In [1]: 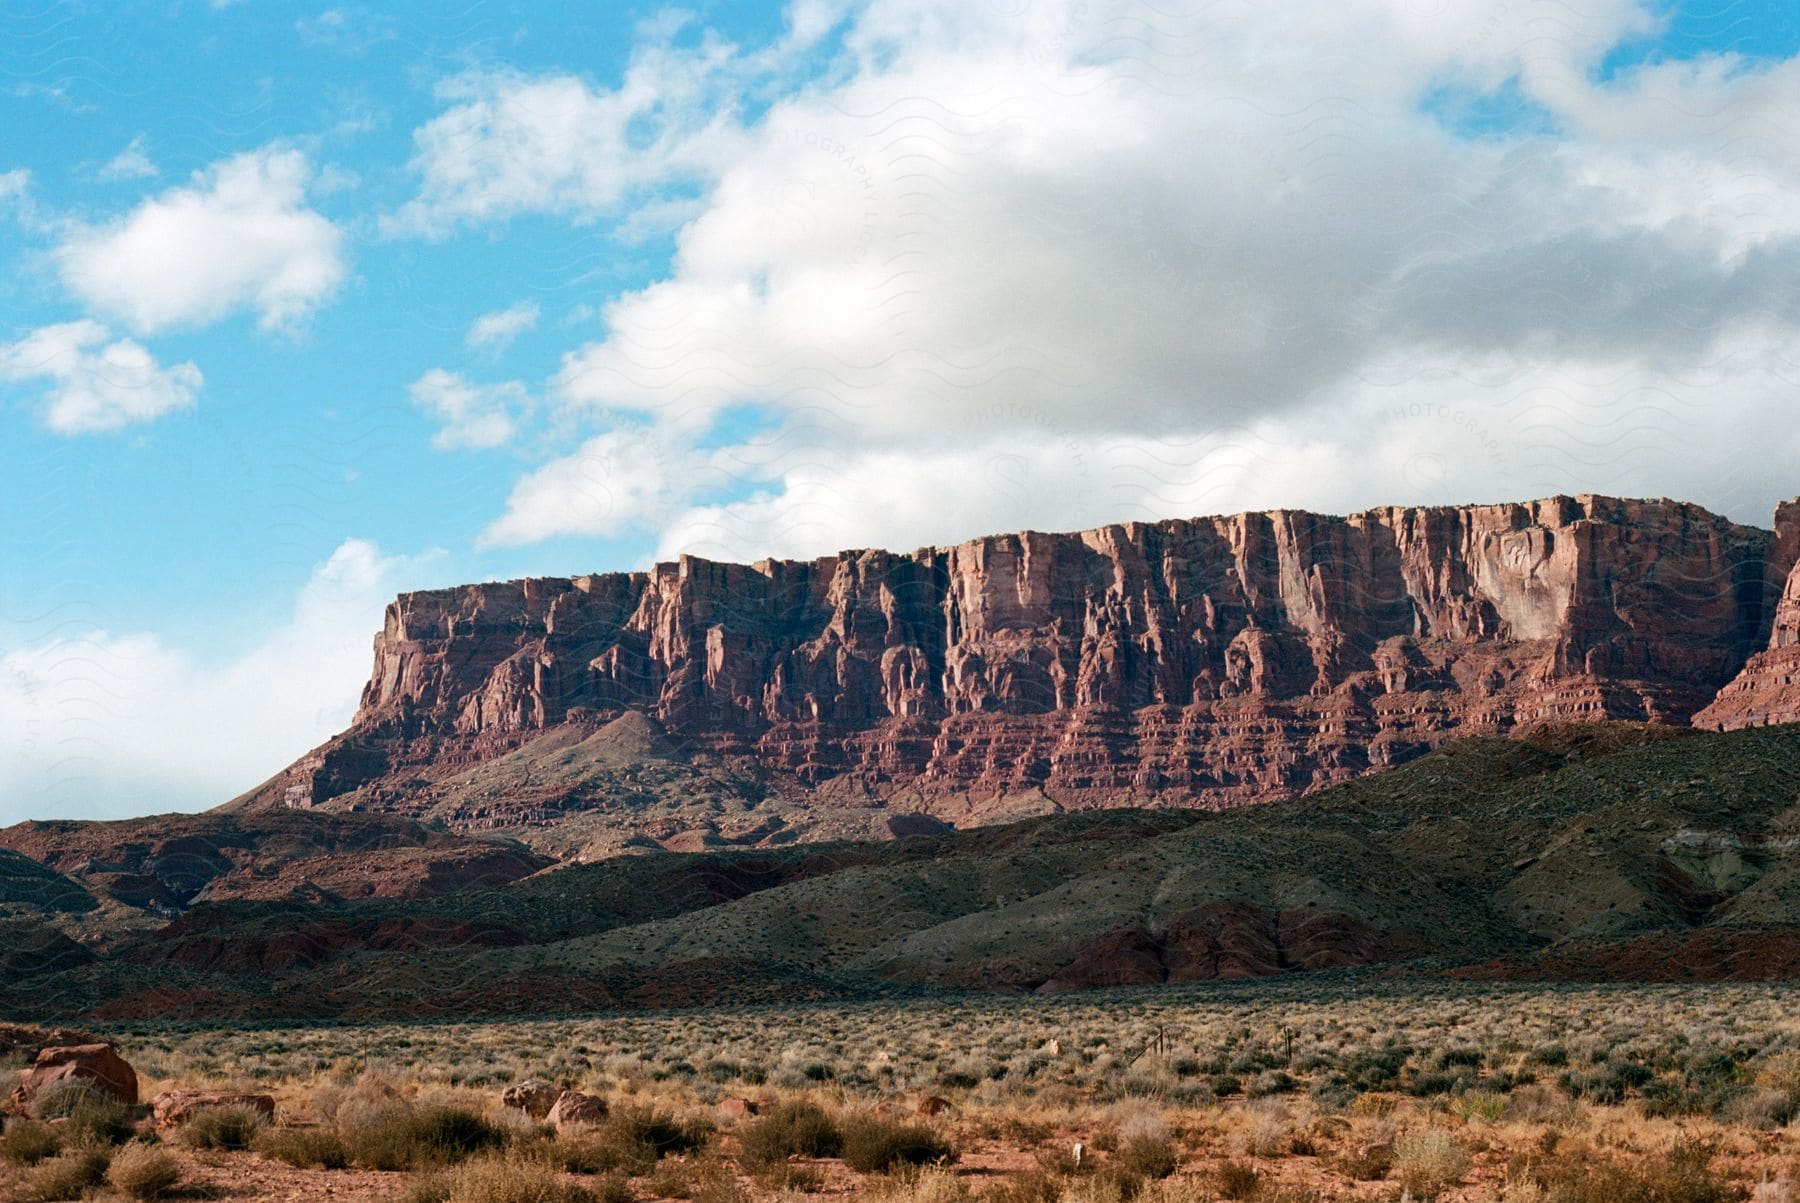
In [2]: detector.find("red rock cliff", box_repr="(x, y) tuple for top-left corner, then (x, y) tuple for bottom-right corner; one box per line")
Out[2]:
(1697, 500), (1800, 730)
(266, 495), (1788, 814)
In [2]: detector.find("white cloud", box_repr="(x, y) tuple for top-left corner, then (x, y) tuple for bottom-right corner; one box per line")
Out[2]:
(0, 168), (29, 200)
(98, 135), (157, 181)
(466, 301), (540, 352)
(386, 34), (750, 238)
(407, 368), (528, 450)
(479, 428), (691, 547)
(55, 145), (346, 334)
(451, 0), (1800, 553)
(296, 7), (397, 55)
(0, 320), (201, 434)
(0, 539), (442, 823)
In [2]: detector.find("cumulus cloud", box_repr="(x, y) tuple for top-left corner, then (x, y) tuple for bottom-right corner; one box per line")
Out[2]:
(479, 428), (693, 547)
(466, 301), (540, 352)
(385, 28), (751, 238)
(55, 145), (345, 334)
(408, 368), (528, 450)
(0, 319), (202, 434)
(98, 135), (157, 181)
(440, 0), (1800, 555)
(0, 539), (440, 822)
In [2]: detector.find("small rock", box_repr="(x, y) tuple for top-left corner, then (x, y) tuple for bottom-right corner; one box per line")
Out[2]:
(152, 1090), (276, 1129)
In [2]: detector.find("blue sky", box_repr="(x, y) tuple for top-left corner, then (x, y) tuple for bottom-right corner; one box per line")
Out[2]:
(4, 0), (1799, 821)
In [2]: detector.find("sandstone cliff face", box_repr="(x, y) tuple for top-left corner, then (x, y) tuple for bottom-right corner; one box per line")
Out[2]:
(254, 495), (1790, 824)
(1697, 501), (1800, 730)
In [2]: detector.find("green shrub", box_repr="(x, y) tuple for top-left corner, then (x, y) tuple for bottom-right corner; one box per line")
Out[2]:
(107, 1143), (182, 1199)
(1246, 1071), (1297, 1099)
(1449, 1091), (1508, 1123)
(738, 1100), (841, 1167)
(256, 1124), (349, 1169)
(1, 1118), (62, 1166)
(24, 1148), (111, 1201)
(1408, 1071), (1468, 1098)
(839, 1114), (954, 1173)
(604, 1106), (709, 1158)
(176, 1103), (268, 1150)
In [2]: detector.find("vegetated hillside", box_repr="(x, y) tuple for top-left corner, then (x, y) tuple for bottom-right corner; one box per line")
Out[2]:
(0, 848), (97, 915)
(0, 810), (552, 912)
(5, 721), (1800, 1022)
(231, 495), (1800, 857)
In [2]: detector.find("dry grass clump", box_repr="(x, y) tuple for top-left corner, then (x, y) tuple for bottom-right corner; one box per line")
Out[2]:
(650, 1155), (750, 1203)
(339, 1098), (509, 1171)
(1505, 1083), (1579, 1124)
(25, 1078), (134, 1146)
(107, 1143), (183, 1199)
(402, 1155), (599, 1203)
(839, 1112), (955, 1174)
(860, 1165), (971, 1201)
(738, 1099), (842, 1166)
(1392, 1127), (1470, 1197)
(175, 1102), (268, 1150)
(982, 1169), (1062, 1203)
(521, 1105), (710, 1176)
(1331, 1138), (1394, 1181)
(0, 1117), (62, 1166)
(1213, 1160), (1260, 1200)
(1235, 1104), (1293, 1158)
(23, 1147), (111, 1201)
(1116, 1134), (1178, 1179)
(1506, 1134), (1739, 1203)
(255, 1123), (350, 1169)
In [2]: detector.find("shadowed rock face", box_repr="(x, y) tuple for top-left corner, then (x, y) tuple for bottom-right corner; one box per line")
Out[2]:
(1699, 501), (1800, 731)
(250, 494), (1792, 825)
(1033, 903), (1432, 993)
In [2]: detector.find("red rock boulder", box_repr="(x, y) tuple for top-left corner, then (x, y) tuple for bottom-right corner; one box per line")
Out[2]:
(715, 1097), (761, 1120)
(152, 1089), (275, 1129)
(547, 1090), (608, 1130)
(7, 1043), (138, 1112)
(917, 1095), (955, 1117)
(501, 1079), (562, 1119)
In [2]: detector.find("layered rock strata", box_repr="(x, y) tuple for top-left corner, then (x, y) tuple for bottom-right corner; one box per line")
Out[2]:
(248, 495), (1792, 824)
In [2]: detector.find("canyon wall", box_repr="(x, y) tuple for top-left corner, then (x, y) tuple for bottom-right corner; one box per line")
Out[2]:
(248, 495), (1792, 819)
(1698, 500), (1800, 730)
